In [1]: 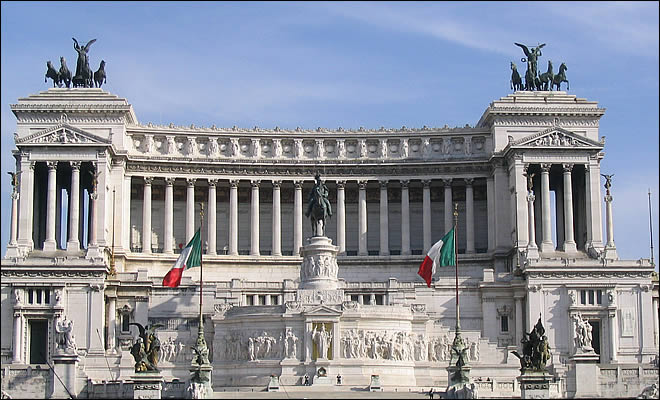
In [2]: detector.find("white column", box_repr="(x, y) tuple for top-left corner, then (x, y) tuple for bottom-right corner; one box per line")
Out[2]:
(562, 164), (577, 252)
(107, 296), (116, 352)
(527, 190), (539, 259)
(443, 178), (453, 233)
(465, 178), (475, 254)
(515, 295), (524, 350)
(609, 309), (618, 362)
(272, 180), (282, 256)
(229, 179), (239, 256)
(540, 164), (554, 252)
(379, 180), (389, 256)
(336, 181), (346, 255)
(9, 191), (19, 245)
(358, 180), (368, 256)
(164, 178), (174, 254)
(603, 188), (618, 259)
(585, 160), (604, 251)
(17, 156), (35, 250)
(67, 161), (81, 251)
(422, 180), (432, 253)
(208, 179), (217, 255)
(43, 161), (58, 251)
(487, 176), (495, 252)
(293, 180), (303, 256)
(142, 177), (152, 253)
(652, 297), (659, 348)
(250, 180), (260, 256)
(12, 311), (22, 362)
(186, 178), (196, 242)
(89, 191), (98, 246)
(401, 180), (410, 255)
(123, 175), (131, 251)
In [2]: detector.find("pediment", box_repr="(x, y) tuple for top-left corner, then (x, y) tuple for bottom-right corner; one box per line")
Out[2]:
(16, 123), (111, 145)
(508, 127), (603, 150)
(303, 304), (343, 317)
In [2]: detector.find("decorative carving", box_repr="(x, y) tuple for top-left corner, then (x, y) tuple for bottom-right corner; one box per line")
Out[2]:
(411, 303), (426, 313)
(400, 139), (409, 158)
(55, 315), (77, 353)
(572, 313), (594, 353)
(312, 323), (333, 360)
(213, 303), (232, 315)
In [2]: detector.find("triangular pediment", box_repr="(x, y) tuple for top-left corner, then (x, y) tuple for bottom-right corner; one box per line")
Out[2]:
(303, 304), (343, 317)
(508, 127), (603, 149)
(16, 123), (111, 145)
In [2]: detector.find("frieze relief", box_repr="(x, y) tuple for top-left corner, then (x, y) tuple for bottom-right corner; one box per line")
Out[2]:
(297, 289), (344, 305)
(301, 254), (338, 280)
(214, 329), (299, 362)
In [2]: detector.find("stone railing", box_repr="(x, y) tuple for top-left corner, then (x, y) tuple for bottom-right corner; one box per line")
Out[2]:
(598, 364), (659, 398)
(125, 127), (489, 162)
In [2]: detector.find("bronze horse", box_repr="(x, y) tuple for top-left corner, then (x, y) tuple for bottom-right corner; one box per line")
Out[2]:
(510, 62), (523, 91)
(59, 57), (72, 88)
(539, 60), (554, 91)
(552, 63), (569, 91)
(94, 60), (106, 88)
(45, 61), (60, 87)
(307, 189), (329, 236)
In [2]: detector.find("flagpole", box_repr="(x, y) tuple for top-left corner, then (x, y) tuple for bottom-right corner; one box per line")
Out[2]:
(649, 189), (655, 268)
(454, 202), (459, 331)
(199, 202), (204, 332)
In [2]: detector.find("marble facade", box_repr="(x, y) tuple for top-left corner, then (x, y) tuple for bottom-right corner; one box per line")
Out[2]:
(1, 88), (658, 398)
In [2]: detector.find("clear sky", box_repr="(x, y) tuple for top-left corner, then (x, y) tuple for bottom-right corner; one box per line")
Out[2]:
(1, 1), (658, 267)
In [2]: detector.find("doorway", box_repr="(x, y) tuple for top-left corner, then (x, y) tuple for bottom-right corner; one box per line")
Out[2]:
(589, 319), (601, 362)
(29, 319), (48, 364)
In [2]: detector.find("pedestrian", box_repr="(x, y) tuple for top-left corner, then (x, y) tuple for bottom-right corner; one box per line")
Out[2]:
(337, 374), (342, 385)
(303, 374), (309, 386)
(428, 387), (434, 400)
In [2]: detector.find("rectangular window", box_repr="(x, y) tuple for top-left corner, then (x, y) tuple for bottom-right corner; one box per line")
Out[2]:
(28, 289), (34, 304)
(588, 290), (595, 305)
(580, 290), (586, 305)
(29, 319), (48, 364)
(270, 295), (279, 305)
(350, 295), (359, 302)
(44, 290), (50, 305)
(596, 290), (602, 305)
(364, 296), (372, 305)
(375, 294), (384, 305)
(246, 296), (254, 306)
(501, 315), (509, 332)
(36, 290), (42, 304)
(122, 314), (130, 332)
(258, 295), (266, 305)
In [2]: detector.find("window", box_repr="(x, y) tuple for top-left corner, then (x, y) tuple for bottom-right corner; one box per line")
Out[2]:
(580, 290), (603, 305)
(122, 314), (130, 332)
(29, 319), (48, 364)
(246, 296), (254, 306)
(270, 295), (279, 305)
(375, 294), (384, 305)
(27, 288), (51, 305)
(501, 315), (509, 332)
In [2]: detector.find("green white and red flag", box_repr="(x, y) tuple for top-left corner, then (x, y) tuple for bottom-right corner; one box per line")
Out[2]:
(417, 227), (456, 287)
(163, 229), (201, 288)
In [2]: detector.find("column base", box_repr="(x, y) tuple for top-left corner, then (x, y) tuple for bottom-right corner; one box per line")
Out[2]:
(131, 372), (164, 400)
(86, 245), (104, 260)
(43, 240), (57, 252)
(562, 241), (577, 253)
(4, 244), (23, 259)
(526, 246), (540, 260)
(66, 240), (80, 252)
(517, 371), (553, 399)
(602, 246), (618, 260)
(540, 241), (554, 253)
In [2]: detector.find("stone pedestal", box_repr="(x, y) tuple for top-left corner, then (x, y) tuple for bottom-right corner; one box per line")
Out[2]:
(570, 351), (600, 398)
(267, 375), (280, 392)
(188, 364), (213, 399)
(131, 372), (163, 400)
(517, 371), (553, 399)
(52, 352), (80, 399)
(299, 236), (339, 290)
(369, 374), (381, 392)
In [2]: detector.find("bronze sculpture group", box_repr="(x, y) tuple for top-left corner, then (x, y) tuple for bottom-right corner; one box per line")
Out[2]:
(305, 173), (333, 237)
(129, 322), (164, 372)
(511, 43), (569, 92)
(511, 317), (551, 373)
(45, 38), (106, 88)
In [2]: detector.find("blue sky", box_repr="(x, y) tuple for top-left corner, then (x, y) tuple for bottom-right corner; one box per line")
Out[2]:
(1, 1), (658, 267)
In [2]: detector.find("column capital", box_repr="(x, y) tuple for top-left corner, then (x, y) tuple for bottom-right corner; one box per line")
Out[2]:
(229, 179), (239, 188)
(443, 178), (453, 186)
(358, 180), (368, 189)
(47, 161), (58, 170)
(251, 180), (261, 188)
(527, 193), (536, 203)
(379, 180), (388, 189)
(336, 180), (346, 189)
(208, 178), (218, 187)
(562, 163), (574, 173)
(186, 177), (196, 187)
(293, 180), (303, 189)
(164, 177), (175, 186)
(143, 176), (153, 185)
(464, 178), (474, 186)
(70, 161), (82, 170)
(400, 179), (410, 188)
(540, 163), (551, 173)
(272, 180), (282, 188)
(422, 179), (432, 188)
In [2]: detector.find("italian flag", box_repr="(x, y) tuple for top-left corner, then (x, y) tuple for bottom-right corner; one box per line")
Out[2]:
(417, 227), (456, 287)
(163, 229), (202, 288)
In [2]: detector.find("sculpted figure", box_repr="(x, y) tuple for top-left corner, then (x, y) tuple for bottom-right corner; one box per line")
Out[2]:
(55, 316), (76, 352)
(305, 173), (332, 236)
(400, 140), (409, 158)
(128, 322), (164, 372)
(72, 38), (96, 87)
(313, 324), (332, 359)
(514, 42), (545, 91)
(59, 57), (72, 88)
(601, 174), (614, 195)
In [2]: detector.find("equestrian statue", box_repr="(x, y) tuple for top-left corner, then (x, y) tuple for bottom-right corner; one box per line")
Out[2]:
(305, 173), (332, 237)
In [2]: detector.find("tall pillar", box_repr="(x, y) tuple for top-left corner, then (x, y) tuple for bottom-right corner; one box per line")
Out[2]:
(142, 177), (153, 254)
(487, 176), (495, 252)
(603, 185), (618, 260)
(401, 180), (410, 255)
(358, 180), (368, 256)
(540, 164), (554, 252)
(12, 311), (22, 362)
(527, 189), (539, 259)
(89, 191), (98, 246)
(422, 180), (432, 253)
(336, 181), (346, 255)
(17, 155), (35, 251)
(229, 179), (239, 256)
(67, 161), (81, 251)
(43, 161), (58, 251)
(585, 159), (604, 252)
(443, 178), (453, 233)
(250, 180), (260, 256)
(609, 309), (618, 362)
(515, 295), (524, 350)
(208, 179), (218, 255)
(562, 164), (577, 252)
(8, 189), (19, 250)
(465, 178), (475, 254)
(186, 178), (196, 242)
(272, 180), (281, 256)
(293, 181), (303, 256)
(123, 176), (132, 251)
(652, 297), (659, 348)
(164, 178), (174, 254)
(379, 180), (389, 256)
(107, 296), (116, 352)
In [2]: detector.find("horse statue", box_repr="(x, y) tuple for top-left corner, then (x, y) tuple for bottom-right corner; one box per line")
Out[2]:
(510, 62), (523, 91)
(305, 174), (332, 237)
(94, 60), (107, 88)
(524, 66), (539, 91)
(552, 63), (569, 91)
(45, 61), (60, 87)
(59, 57), (72, 88)
(539, 60), (554, 91)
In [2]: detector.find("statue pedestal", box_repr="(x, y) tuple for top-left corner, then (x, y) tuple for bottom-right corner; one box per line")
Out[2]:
(267, 375), (280, 392)
(570, 351), (600, 398)
(131, 372), (163, 400)
(52, 352), (80, 399)
(517, 371), (553, 399)
(299, 236), (339, 290)
(445, 365), (476, 399)
(369, 375), (381, 392)
(188, 364), (213, 399)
